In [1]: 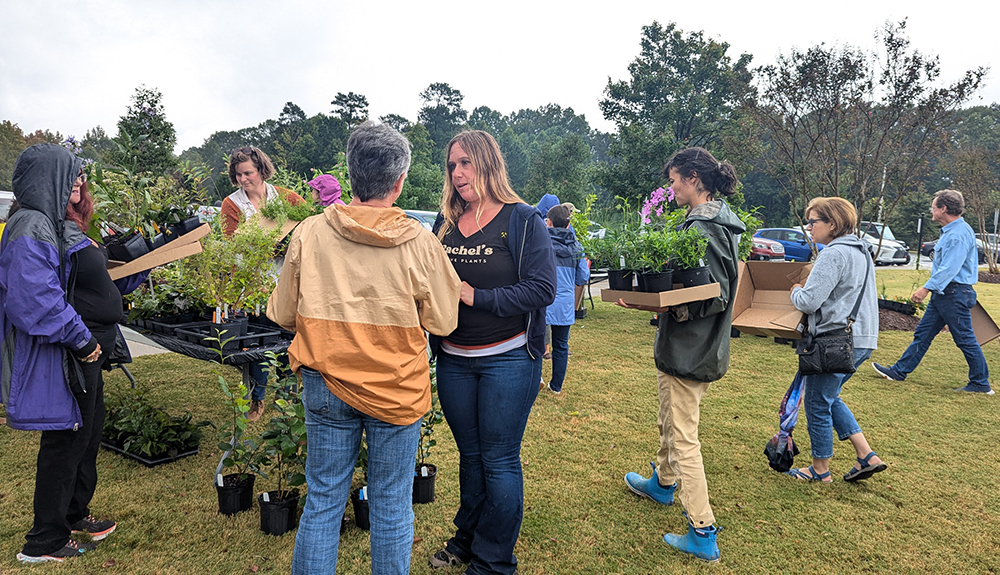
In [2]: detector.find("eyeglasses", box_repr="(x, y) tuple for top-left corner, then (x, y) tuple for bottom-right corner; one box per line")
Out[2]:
(77, 171), (87, 183)
(806, 218), (826, 226)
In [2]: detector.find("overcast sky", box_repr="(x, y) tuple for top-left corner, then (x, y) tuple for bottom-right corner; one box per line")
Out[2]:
(1, 0), (996, 154)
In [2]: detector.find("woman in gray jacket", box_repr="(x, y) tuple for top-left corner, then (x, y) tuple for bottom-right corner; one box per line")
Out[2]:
(787, 197), (887, 483)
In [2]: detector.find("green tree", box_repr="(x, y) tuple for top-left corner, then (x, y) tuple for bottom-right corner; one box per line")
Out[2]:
(522, 132), (592, 206)
(331, 92), (369, 126)
(418, 82), (468, 159)
(597, 21), (752, 204)
(399, 123), (443, 209)
(747, 20), (986, 235)
(111, 86), (177, 175)
(379, 114), (411, 132)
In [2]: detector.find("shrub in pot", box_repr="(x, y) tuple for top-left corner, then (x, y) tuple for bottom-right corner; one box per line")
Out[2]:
(176, 217), (282, 337)
(636, 230), (674, 293)
(215, 367), (266, 516)
(414, 362), (442, 504)
(257, 381), (307, 536)
(669, 228), (711, 287)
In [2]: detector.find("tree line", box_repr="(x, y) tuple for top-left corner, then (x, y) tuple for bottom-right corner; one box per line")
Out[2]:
(2, 19), (997, 248)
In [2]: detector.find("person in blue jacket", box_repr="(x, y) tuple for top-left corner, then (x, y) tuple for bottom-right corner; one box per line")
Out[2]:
(1, 144), (146, 564)
(543, 203), (589, 394)
(429, 130), (556, 575)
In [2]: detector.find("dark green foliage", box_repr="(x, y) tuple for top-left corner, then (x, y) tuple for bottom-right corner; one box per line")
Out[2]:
(597, 21), (752, 204)
(110, 86), (177, 176)
(258, 353), (307, 497)
(104, 392), (207, 458)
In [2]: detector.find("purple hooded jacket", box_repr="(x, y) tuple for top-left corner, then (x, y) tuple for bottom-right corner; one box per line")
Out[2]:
(1, 144), (101, 431)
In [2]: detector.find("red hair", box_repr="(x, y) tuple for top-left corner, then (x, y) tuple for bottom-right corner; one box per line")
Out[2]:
(66, 181), (94, 232)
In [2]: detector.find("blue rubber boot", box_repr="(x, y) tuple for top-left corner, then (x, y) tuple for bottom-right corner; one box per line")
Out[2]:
(663, 521), (721, 562)
(624, 461), (676, 506)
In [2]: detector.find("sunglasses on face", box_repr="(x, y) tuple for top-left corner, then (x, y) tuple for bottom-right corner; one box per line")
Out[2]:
(806, 218), (825, 226)
(76, 171), (87, 183)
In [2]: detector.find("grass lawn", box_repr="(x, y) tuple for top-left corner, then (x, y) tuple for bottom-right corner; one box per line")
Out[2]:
(2, 268), (999, 573)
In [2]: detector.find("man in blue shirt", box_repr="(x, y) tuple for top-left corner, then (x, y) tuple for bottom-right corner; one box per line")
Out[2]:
(873, 189), (993, 394)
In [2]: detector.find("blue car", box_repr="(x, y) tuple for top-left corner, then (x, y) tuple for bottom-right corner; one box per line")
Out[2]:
(754, 228), (825, 262)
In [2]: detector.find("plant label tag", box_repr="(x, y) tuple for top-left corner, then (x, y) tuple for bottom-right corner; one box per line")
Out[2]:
(262, 492), (270, 503)
(421, 466), (428, 477)
(217, 474), (224, 487)
(361, 486), (367, 500)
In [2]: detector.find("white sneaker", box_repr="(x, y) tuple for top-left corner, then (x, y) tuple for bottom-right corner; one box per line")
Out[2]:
(547, 383), (561, 395)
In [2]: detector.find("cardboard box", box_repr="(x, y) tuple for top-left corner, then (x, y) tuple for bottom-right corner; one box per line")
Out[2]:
(601, 282), (721, 308)
(972, 301), (1000, 346)
(106, 223), (210, 280)
(258, 217), (299, 241)
(731, 261), (812, 339)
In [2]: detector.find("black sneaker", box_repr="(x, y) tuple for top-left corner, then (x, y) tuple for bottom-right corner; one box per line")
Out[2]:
(71, 514), (117, 541)
(17, 539), (96, 563)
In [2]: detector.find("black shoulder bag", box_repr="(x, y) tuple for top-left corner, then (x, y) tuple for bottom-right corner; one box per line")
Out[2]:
(795, 249), (870, 375)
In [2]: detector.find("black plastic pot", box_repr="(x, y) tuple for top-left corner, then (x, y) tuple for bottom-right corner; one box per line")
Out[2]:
(638, 270), (673, 293)
(216, 473), (255, 516)
(413, 464), (437, 504)
(607, 269), (634, 291)
(351, 487), (370, 531)
(211, 316), (249, 339)
(106, 232), (150, 262)
(731, 327), (741, 338)
(171, 216), (203, 236)
(259, 490), (300, 536)
(673, 266), (712, 288)
(146, 233), (167, 251)
(575, 308), (587, 319)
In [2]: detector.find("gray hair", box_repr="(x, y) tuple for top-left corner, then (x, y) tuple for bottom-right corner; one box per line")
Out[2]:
(346, 122), (412, 202)
(934, 189), (965, 217)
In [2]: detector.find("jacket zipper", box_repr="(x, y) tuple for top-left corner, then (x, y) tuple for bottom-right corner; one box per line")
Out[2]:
(519, 216), (536, 360)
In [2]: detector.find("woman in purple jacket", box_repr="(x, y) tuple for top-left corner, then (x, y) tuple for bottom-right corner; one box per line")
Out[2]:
(1, 144), (145, 564)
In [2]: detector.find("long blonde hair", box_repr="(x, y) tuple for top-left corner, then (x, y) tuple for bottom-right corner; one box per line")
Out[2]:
(437, 130), (525, 239)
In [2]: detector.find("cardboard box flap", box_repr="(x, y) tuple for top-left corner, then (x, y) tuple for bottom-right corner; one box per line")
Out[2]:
(258, 217), (299, 241)
(769, 309), (808, 333)
(106, 225), (209, 280)
(972, 302), (1000, 346)
(785, 263), (813, 285)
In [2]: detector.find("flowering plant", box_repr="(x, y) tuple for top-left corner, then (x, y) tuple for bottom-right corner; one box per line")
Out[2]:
(641, 187), (675, 224)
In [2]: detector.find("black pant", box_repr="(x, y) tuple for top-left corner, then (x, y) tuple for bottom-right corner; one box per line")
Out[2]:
(22, 341), (109, 556)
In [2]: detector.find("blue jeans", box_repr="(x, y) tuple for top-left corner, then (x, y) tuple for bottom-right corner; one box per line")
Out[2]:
(892, 283), (990, 388)
(802, 348), (872, 460)
(548, 324), (571, 392)
(437, 347), (541, 575)
(291, 367), (420, 575)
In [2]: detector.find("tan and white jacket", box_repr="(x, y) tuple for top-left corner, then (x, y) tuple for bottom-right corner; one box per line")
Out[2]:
(267, 204), (461, 425)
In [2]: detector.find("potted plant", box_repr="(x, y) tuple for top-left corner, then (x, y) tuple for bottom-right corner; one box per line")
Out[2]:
(413, 362), (442, 504)
(102, 391), (208, 467)
(176, 218), (282, 343)
(257, 377), (307, 536)
(351, 435), (371, 531)
(126, 264), (207, 332)
(636, 230), (674, 293)
(669, 227), (712, 287)
(605, 229), (638, 291)
(89, 134), (208, 259)
(215, 365), (266, 516)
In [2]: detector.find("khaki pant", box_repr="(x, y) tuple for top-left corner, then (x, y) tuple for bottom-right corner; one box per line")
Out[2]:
(655, 370), (715, 528)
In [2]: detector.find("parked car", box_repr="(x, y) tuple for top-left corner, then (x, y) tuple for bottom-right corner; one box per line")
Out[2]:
(862, 234), (910, 265)
(754, 228), (825, 262)
(0, 190), (14, 237)
(860, 221), (907, 250)
(750, 236), (785, 261)
(403, 209), (438, 231)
